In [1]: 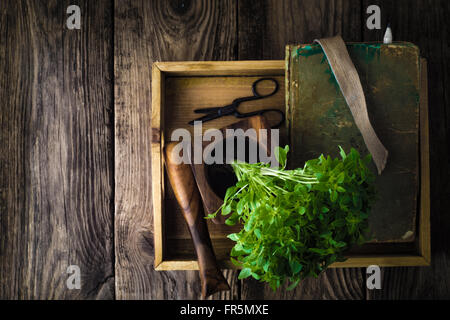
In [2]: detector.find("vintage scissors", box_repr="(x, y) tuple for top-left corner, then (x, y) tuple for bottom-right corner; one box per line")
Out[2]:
(188, 78), (285, 128)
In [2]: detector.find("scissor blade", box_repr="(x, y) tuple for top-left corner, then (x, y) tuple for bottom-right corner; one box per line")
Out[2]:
(193, 106), (222, 113)
(188, 112), (222, 125)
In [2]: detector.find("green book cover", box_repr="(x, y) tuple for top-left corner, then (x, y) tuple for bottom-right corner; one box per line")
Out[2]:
(286, 43), (422, 243)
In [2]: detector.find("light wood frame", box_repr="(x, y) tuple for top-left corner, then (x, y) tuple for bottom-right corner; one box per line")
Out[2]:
(151, 60), (430, 271)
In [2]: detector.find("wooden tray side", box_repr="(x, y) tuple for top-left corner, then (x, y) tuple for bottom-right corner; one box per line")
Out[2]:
(155, 61), (285, 76)
(418, 59), (431, 264)
(151, 64), (164, 268)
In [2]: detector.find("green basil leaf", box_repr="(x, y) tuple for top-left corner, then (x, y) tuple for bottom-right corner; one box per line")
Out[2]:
(238, 268), (252, 280)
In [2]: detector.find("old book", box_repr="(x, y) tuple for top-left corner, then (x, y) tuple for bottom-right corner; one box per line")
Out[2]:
(286, 43), (422, 242)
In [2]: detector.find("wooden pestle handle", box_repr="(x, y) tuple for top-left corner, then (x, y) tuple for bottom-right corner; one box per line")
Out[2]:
(164, 142), (230, 298)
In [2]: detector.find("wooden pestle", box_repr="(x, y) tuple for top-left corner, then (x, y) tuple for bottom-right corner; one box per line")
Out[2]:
(164, 142), (230, 298)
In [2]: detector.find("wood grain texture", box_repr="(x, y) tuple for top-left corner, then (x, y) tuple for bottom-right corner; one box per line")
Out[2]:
(241, 268), (366, 300)
(238, 0), (368, 299)
(0, 0), (114, 299)
(363, 0), (450, 299)
(238, 0), (362, 60)
(114, 0), (239, 299)
(0, 0), (448, 300)
(152, 69), (285, 273)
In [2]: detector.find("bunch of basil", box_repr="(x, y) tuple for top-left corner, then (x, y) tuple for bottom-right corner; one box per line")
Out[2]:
(207, 146), (376, 291)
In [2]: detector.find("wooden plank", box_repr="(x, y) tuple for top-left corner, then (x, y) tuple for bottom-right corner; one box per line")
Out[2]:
(158, 251), (430, 270)
(151, 64), (164, 269)
(241, 268), (366, 300)
(162, 74), (286, 141)
(238, 0), (363, 60)
(0, 0), (114, 299)
(156, 256), (430, 270)
(363, 0), (450, 299)
(114, 0), (238, 299)
(238, 0), (367, 299)
(154, 60), (285, 76)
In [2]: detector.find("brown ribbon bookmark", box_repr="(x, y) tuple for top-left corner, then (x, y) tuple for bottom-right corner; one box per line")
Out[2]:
(315, 36), (388, 174)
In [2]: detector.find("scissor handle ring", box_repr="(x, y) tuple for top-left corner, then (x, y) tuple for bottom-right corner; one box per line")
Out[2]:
(258, 109), (285, 128)
(252, 78), (279, 98)
(235, 108), (285, 129)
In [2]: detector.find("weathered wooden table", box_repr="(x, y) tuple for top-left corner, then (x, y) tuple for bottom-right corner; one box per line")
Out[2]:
(1, 0), (449, 299)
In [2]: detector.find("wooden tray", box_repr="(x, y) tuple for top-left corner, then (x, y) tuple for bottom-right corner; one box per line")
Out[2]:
(151, 61), (430, 270)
